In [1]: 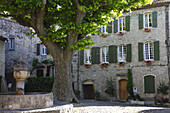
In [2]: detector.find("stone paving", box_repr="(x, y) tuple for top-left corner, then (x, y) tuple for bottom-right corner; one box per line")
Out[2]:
(73, 100), (170, 113)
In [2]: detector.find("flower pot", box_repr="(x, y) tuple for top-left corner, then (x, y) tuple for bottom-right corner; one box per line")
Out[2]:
(145, 28), (151, 32)
(101, 63), (108, 67)
(146, 61), (151, 65)
(101, 34), (107, 37)
(84, 64), (90, 68)
(119, 32), (124, 35)
(119, 62), (124, 66)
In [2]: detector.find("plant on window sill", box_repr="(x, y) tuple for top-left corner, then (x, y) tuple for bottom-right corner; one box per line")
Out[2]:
(85, 36), (91, 39)
(119, 62), (124, 66)
(100, 34), (107, 38)
(84, 64), (91, 68)
(146, 61), (152, 65)
(118, 32), (124, 35)
(144, 28), (151, 32)
(101, 63), (108, 67)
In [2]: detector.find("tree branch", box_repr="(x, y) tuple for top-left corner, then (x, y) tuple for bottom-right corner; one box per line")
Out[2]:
(74, 0), (80, 9)
(13, 16), (31, 27)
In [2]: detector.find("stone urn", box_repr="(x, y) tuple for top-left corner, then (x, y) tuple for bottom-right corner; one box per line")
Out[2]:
(13, 57), (30, 95)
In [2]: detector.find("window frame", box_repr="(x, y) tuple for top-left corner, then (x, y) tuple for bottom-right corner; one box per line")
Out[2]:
(100, 46), (109, 64)
(118, 17), (126, 32)
(9, 38), (15, 50)
(41, 44), (47, 55)
(144, 42), (154, 61)
(101, 25), (108, 34)
(84, 49), (91, 65)
(144, 13), (152, 29)
(118, 45), (127, 62)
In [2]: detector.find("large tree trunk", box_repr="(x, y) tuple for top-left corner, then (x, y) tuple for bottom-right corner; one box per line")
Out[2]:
(52, 51), (78, 102)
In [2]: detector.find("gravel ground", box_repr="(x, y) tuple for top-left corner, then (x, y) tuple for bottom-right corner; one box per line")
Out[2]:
(73, 100), (170, 113)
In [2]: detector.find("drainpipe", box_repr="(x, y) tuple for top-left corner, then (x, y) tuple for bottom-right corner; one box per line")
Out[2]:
(165, 5), (170, 98)
(77, 51), (80, 91)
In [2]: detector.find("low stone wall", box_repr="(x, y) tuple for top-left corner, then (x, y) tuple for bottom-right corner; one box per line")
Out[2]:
(0, 93), (53, 110)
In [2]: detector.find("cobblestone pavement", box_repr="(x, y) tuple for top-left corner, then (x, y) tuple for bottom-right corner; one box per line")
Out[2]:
(73, 100), (170, 113)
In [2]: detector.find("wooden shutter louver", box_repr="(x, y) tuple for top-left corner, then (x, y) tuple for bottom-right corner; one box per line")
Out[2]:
(139, 14), (143, 29)
(126, 44), (131, 62)
(152, 11), (157, 27)
(154, 41), (159, 60)
(125, 16), (130, 31)
(108, 21), (112, 33)
(138, 43), (144, 61)
(109, 45), (115, 63)
(80, 50), (84, 65)
(37, 44), (40, 55)
(114, 18), (118, 33)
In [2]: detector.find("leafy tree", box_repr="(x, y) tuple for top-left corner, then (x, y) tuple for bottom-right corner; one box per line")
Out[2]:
(127, 69), (134, 98)
(0, 0), (152, 102)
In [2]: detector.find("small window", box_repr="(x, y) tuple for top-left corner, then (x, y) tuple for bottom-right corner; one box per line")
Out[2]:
(118, 17), (125, 32)
(100, 46), (109, 63)
(9, 38), (15, 50)
(118, 45), (126, 62)
(144, 13), (152, 28)
(101, 25), (108, 33)
(144, 43), (153, 61)
(41, 44), (47, 55)
(37, 70), (44, 77)
(84, 49), (91, 64)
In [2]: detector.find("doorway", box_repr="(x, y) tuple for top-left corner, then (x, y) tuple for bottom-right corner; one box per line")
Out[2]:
(119, 79), (128, 100)
(83, 84), (95, 99)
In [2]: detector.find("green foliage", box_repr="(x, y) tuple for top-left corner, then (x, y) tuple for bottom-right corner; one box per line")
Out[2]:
(95, 90), (101, 99)
(41, 59), (54, 64)
(127, 69), (134, 98)
(105, 77), (114, 96)
(157, 82), (169, 95)
(25, 76), (54, 92)
(30, 58), (39, 75)
(135, 94), (144, 101)
(0, 0), (152, 50)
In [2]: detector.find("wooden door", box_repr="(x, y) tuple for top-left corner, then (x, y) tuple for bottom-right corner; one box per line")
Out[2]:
(83, 84), (95, 99)
(119, 80), (128, 100)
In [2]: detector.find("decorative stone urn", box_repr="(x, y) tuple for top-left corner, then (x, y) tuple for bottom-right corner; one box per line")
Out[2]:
(13, 57), (30, 95)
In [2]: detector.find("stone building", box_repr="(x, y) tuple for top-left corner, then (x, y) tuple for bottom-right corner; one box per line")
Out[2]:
(74, 1), (170, 101)
(0, 36), (8, 93)
(0, 18), (54, 90)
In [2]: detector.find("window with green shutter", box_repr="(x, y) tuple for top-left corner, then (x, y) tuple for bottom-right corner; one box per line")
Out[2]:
(80, 50), (84, 65)
(152, 11), (157, 27)
(125, 16), (130, 31)
(138, 43), (144, 61)
(144, 75), (155, 93)
(139, 14), (143, 29)
(114, 18), (118, 33)
(109, 45), (117, 63)
(154, 41), (159, 60)
(91, 47), (100, 64)
(126, 44), (131, 62)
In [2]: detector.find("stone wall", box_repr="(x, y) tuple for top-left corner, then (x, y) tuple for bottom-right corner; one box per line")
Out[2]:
(0, 18), (53, 89)
(75, 5), (170, 100)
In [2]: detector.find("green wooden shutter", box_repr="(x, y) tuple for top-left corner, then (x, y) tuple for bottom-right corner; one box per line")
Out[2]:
(154, 41), (160, 60)
(91, 47), (96, 64)
(112, 45), (117, 63)
(139, 14), (143, 29)
(138, 43), (144, 61)
(144, 76), (155, 93)
(96, 47), (100, 64)
(109, 45), (115, 63)
(114, 18), (118, 33)
(80, 50), (84, 65)
(125, 16), (130, 31)
(108, 21), (112, 33)
(126, 44), (131, 62)
(152, 11), (157, 27)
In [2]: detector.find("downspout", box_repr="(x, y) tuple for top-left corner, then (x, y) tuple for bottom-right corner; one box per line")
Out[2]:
(165, 5), (170, 98)
(77, 51), (80, 91)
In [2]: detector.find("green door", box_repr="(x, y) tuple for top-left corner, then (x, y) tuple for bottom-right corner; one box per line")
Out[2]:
(144, 75), (155, 93)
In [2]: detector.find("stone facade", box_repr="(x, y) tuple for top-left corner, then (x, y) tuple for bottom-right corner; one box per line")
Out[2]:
(73, 1), (170, 101)
(0, 18), (54, 91)
(0, 36), (8, 93)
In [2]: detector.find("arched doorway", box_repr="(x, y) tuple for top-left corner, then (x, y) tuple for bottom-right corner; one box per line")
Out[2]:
(119, 79), (128, 100)
(83, 81), (95, 99)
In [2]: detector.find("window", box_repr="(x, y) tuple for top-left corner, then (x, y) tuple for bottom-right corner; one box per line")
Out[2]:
(51, 66), (55, 76)
(100, 47), (109, 63)
(118, 17), (125, 32)
(144, 75), (155, 93)
(9, 38), (15, 50)
(84, 49), (91, 64)
(101, 25), (108, 33)
(41, 44), (47, 55)
(144, 13), (152, 28)
(118, 45), (126, 62)
(144, 43), (153, 61)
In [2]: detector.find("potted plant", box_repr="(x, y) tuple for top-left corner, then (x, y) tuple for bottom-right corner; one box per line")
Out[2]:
(144, 28), (151, 32)
(100, 34), (107, 37)
(119, 32), (124, 35)
(146, 61), (152, 65)
(84, 64), (90, 68)
(101, 63), (108, 67)
(85, 36), (91, 39)
(119, 62), (124, 66)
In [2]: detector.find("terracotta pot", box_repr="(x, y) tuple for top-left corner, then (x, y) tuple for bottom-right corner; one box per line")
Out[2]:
(119, 32), (124, 35)
(145, 28), (151, 32)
